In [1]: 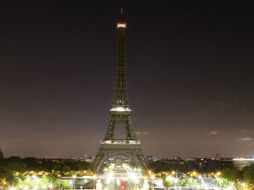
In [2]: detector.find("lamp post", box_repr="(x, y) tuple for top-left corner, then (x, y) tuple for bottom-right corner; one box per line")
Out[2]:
(215, 171), (221, 187)
(151, 174), (155, 190)
(148, 170), (155, 190)
(72, 175), (76, 190)
(92, 175), (97, 190)
(49, 183), (53, 190)
(172, 171), (178, 187)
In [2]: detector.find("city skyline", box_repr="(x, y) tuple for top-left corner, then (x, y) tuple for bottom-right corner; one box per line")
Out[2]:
(0, 1), (254, 158)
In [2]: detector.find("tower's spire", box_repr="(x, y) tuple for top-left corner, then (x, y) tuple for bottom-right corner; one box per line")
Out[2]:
(118, 7), (126, 24)
(113, 9), (128, 107)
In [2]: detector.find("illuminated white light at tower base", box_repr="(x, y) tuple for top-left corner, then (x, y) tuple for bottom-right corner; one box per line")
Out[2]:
(102, 163), (144, 188)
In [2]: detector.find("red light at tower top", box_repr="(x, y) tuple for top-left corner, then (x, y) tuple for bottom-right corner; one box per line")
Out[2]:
(117, 22), (127, 28)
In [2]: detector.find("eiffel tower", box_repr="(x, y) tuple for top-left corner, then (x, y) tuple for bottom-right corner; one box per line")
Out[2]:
(92, 10), (147, 173)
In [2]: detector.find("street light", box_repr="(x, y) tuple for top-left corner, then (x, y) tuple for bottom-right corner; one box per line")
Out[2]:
(72, 175), (77, 190)
(48, 183), (54, 190)
(92, 175), (97, 190)
(151, 174), (155, 190)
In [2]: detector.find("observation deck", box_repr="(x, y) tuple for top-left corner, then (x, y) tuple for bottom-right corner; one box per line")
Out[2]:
(101, 139), (140, 145)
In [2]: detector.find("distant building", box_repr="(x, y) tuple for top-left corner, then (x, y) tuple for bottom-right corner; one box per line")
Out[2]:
(168, 156), (183, 162)
(233, 157), (254, 170)
(146, 155), (158, 162)
(85, 157), (94, 164)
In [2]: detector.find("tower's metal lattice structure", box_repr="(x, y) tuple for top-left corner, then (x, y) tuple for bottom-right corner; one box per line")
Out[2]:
(92, 11), (147, 173)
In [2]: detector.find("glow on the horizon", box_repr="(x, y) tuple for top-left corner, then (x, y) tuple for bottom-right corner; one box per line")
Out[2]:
(233, 158), (254, 161)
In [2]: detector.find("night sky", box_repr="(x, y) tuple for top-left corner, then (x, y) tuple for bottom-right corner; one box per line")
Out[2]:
(0, 1), (254, 158)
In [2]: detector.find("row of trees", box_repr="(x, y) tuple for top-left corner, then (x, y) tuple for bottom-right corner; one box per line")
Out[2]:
(0, 157), (91, 188)
(223, 166), (254, 184)
(150, 159), (254, 184)
(0, 157), (91, 172)
(150, 159), (233, 173)
(160, 167), (254, 189)
(0, 157), (235, 174)
(1, 157), (254, 188)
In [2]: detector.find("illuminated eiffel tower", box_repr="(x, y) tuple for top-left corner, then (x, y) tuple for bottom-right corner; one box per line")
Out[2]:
(92, 10), (147, 173)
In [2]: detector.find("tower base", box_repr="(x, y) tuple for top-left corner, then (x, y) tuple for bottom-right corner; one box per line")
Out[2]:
(92, 140), (147, 174)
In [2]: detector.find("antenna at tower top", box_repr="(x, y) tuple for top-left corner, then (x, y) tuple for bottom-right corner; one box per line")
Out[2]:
(119, 7), (125, 22)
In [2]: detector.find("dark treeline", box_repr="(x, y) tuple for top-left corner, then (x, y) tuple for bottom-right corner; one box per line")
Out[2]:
(150, 159), (234, 173)
(0, 156), (91, 172)
(0, 157), (238, 173)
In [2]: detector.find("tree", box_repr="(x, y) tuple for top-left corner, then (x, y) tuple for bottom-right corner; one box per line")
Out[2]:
(243, 165), (254, 184)
(23, 157), (40, 170)
(150, 161), (179, 173)
(4, 157), (27, 172)
(222, 168), (239, 182)
(62, 165), (71, 172)
(0, 148), (3, 160)
(204, 160), (221, 172)
(163, 176), (174, 190)
(178, 161), (198, 173)
(0, 167), (17, 186)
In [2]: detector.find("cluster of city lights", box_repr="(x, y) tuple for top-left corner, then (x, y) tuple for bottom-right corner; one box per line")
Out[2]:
(8, 174), (54, 190)
(1, 169), (253, 190)
(151, 171), (238, 190)
(101, 163), (146, 190)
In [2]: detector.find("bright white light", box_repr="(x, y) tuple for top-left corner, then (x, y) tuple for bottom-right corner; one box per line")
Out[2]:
(127, 171), (139, 184)
(32, 175), (38, 180)
(109, 163), (115, 170)
(166, 176), (174, 181)
(121, 176), (127, 181)
(174, 177), (179, 183)
(226, 185), (235, 190)
(117, 23), (126, 28)
(106, 171), (114, 184)
(153, 179), (163, 187)
(116, 178), (120, 186)
(48, 183), (53, 189)
(233, 158), (254, 161)
(110, 106), (131, 112)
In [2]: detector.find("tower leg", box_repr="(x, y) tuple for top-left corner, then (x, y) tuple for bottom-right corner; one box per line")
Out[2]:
(104, 120), (115, 140)
(93, 143), (148, 173)
(125, 118), (136, 140)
